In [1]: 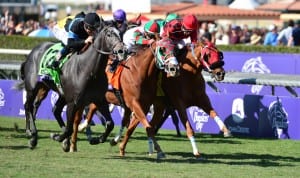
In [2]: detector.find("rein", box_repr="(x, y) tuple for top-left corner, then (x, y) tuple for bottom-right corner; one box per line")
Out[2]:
(197, 44), (213, 73)
(92, 26), (120, 55)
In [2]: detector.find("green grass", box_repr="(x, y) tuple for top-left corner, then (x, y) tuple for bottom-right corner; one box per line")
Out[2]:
(1, 117), (300, 178)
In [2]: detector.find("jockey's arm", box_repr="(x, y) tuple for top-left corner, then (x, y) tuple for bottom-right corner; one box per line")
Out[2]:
(67, 38), (86, 52)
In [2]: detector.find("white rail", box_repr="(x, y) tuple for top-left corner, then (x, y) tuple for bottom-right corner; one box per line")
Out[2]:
(0, 48), (31, 55)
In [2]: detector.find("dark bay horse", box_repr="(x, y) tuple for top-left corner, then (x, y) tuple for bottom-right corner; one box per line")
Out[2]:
(14, 26), (126, 152)
(110, 42), (227, 158)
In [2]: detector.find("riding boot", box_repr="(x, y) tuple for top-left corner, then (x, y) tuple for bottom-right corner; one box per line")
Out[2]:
(109, 60), (119, 73)
(51, 53), (62, 69)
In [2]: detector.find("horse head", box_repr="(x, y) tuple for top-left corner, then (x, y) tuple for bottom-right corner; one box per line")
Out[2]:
(190, 42), (225, 81)
(94, 26), (127, 62)
(154, 42), (180, 78)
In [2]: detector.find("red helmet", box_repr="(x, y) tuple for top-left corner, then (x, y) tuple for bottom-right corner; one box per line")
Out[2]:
(182, 14), (198, 30)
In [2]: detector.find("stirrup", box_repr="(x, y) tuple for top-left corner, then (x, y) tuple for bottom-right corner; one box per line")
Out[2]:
(109, 60), (119, 73)
(48, 60), (60, 69)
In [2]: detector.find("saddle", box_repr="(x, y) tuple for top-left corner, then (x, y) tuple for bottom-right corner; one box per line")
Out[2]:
(38, 43), (70, 86)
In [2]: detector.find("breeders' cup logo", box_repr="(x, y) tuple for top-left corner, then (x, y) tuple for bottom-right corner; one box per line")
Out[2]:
(242, 57), (271, 94)
(231, 98), (245, 124)
(189, 106), (209, 132)
(268, 97), (289, 139)
(0, 88), (5, 108)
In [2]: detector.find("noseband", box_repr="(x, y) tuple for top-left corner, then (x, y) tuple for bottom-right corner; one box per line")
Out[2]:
(92, 27), (123, 55)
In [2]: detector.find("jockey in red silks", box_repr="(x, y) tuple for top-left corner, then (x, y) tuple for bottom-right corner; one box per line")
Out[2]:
(158, 14), (199, 60)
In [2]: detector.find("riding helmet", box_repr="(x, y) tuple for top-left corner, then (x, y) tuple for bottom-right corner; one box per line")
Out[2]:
(165, 13), (179, 23)
(144, 20), (160, 34)
(113, 9), (126, 22)
(182, 14), (198, 31)
(84, 12), (101, 29)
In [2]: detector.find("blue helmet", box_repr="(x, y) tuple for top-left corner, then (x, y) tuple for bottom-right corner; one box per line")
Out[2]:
(113, 9), (126, 22)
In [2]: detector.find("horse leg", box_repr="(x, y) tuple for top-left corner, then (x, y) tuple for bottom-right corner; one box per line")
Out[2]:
(110, 107), (131, 146)
(25, 87), (48, 149)
(120, 101), (164, 159)
(57, 103), (76, 152)
(52, 96), (66, 130)
(177, 108), (201, 157)
(152, 97), (167, 135)
(200, 95), (232, 137)
(96, 99), (114, 143)
(168, 107), (181, 137)
(70, 108), (84, 152)
(119, 115), (140, 157)
(24, 91), (37, 148)
(78, 103), (97, 132)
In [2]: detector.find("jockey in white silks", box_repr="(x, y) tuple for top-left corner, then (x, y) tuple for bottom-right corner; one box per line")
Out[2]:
(49, 16), (73, 45)
(122, 25), (145, 52)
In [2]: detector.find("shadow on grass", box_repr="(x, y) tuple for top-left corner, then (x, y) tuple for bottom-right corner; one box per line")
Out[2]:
(105, 151), (300, 167)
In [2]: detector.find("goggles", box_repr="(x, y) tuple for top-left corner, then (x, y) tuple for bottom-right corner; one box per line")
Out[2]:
(84, 23), (97, 31)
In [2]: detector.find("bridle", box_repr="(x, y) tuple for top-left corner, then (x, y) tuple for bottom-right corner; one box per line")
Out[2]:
(92, 26), (124, 55)
(194, 43), (224, 74)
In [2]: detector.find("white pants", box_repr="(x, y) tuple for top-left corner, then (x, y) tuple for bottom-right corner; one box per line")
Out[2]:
(50, 24), (68, 45)
(123, 26), (144, 52)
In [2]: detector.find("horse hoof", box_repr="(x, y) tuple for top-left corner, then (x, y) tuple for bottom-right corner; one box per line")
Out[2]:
(50, 133), (60, 141)
(110, 139), (118, 146)
(98, 135), (106, 143)
(89, 137), (100, 145)
(119, 150), (125, 157)
(69, 147), (77, 152)
(62, 138), (70, 152)
(28, 139), (37, 149)
(157, 152), (166, 159)
(194, 152), (206, 160)
(224, 131), (232, 138)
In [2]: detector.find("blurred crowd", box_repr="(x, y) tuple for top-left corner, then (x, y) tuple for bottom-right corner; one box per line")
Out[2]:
(200, 19), (300, 47)
(0, 9), (47, 36)
(1, 7), (300, 47)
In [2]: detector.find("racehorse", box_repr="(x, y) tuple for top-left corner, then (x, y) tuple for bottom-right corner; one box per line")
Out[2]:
(14, 26), (126, 152)
(110, 42), (227, 158)
(81, 41), (180, 158)
(150, 42), (228, 157)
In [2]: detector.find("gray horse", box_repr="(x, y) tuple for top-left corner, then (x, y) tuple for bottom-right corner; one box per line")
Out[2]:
(14, 26), (126, 152)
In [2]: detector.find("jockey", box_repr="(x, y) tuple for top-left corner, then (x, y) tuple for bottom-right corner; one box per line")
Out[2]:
(156, 13), (179, 36)
(158, 14), (198, 60)
(105, 9), (127, 40)
(123, 20), (160, 52)
(135, 20), (160, 45)
(51, 12), (101, 69)
(110, 20), (160, 72)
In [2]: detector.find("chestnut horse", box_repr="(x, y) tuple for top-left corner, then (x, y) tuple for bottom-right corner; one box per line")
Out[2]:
(82, 41), (180, 158)
(14, 26), (126, 152)
(150, 42), (229, 157)
(109, 42), (228, 158)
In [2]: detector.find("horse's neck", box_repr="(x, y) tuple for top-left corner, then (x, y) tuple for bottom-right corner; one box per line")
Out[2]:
(134, 47), (156, 78)
(182, 56), (202, 75)
(71, 46), (102, 79)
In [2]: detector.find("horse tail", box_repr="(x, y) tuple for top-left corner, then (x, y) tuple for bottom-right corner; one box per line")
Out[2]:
(12, 80), (25, 91)
(12, 61), (26, 91)
(19, 61), (26, 80)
